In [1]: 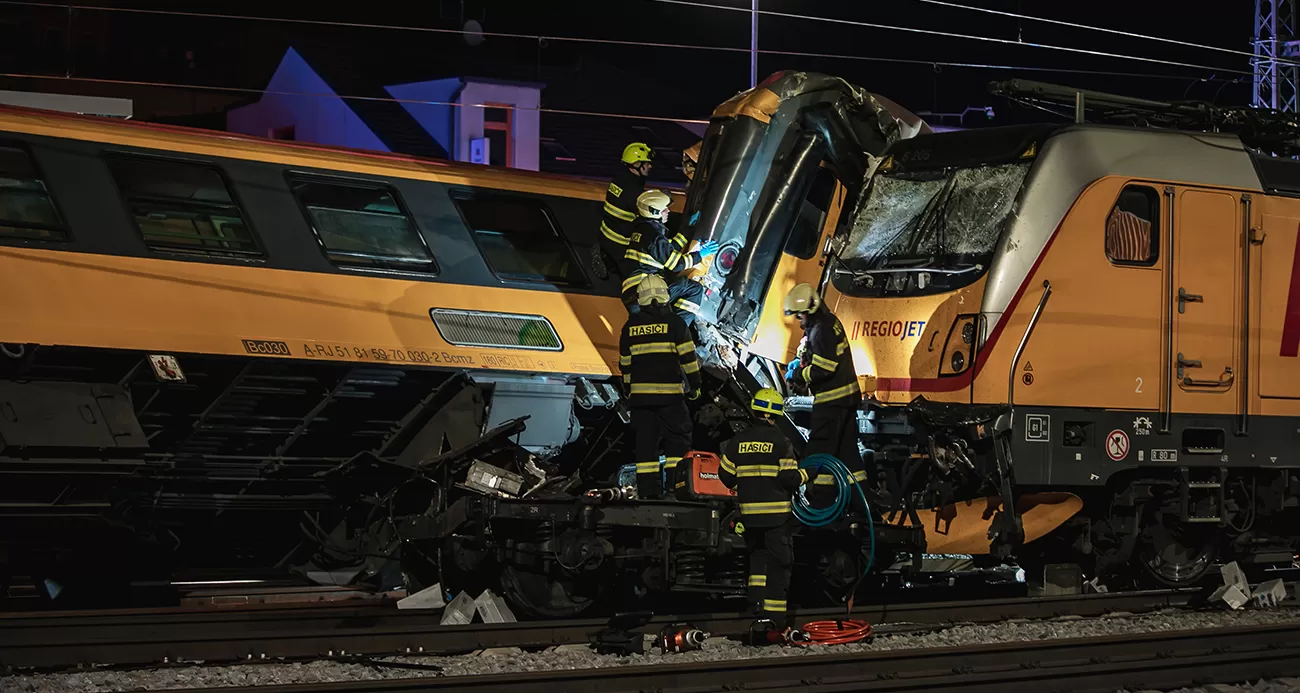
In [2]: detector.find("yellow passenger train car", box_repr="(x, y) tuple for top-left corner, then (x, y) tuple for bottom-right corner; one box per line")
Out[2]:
(0, 105), (648, 590)
(686, 77), (1300, 587)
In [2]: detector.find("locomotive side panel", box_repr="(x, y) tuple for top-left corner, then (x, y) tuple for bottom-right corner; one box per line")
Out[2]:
(971, 176), (1165, 412)
(1256, 194), (1300, 405)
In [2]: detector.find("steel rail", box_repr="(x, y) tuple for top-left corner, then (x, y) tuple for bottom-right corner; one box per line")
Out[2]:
(147, 621), (1300, 693)
(0, 589), (1201, 671)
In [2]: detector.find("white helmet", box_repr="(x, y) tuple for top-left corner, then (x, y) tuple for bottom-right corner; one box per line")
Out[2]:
(637, 274), (670, 306)
(636, 189), (672, 222)
(783, 283), (820, 315)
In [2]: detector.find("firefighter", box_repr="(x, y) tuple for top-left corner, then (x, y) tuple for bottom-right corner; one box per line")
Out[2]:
(621, 189), (718, 324)
(618, 274), (702, 500)
(598, 142), (655, 277)
(719, 387), (817, 618)
(782, 283), (866, 505)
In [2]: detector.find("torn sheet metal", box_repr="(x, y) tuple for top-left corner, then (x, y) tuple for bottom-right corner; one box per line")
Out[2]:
(680, 71), (930, 338)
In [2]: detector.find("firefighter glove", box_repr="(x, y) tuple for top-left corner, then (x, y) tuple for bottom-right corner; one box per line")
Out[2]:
(785, 358), (801, 382)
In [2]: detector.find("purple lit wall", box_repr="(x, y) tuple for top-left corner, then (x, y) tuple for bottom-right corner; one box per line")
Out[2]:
(384, 78), (461, 157)
(226, 48), (389, 152)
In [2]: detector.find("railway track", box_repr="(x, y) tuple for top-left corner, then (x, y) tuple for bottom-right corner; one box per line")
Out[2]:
(152, 621), (1300, 693)
(0, 589), (1203, 671)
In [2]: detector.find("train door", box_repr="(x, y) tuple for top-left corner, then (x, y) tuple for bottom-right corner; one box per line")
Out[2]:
(1168, 188), (1242, 418)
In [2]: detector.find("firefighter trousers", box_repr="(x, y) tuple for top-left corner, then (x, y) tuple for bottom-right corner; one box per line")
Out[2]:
(621, 277), (705, 326)
(631, 400), (692, 500)
(745, 519), (795, 615)
(805, 404), (865, 507)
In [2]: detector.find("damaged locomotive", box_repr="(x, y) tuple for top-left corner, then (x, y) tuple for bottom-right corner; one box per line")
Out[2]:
(689, 78), (1300, 590)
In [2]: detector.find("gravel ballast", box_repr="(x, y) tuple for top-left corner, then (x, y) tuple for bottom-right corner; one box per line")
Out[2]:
(3, 607), (1299, 692)
(1121, 679), (1300, 693)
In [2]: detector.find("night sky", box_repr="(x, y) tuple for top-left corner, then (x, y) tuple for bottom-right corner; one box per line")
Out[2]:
(0, 0), (1259, 126)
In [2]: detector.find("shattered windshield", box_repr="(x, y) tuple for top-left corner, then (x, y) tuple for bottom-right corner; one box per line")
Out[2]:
(842, 162), (1030, 277)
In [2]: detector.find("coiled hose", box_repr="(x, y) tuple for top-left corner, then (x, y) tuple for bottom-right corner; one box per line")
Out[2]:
(792, 453), (875, 577)
(790, 453), (876, 645)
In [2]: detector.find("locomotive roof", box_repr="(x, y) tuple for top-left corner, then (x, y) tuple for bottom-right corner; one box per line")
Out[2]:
(879, 121), (1266, 193)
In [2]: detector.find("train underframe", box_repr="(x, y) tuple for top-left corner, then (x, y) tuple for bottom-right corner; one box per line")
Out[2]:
(293, 370), (940, 618)
(0, 340), (926, 612)
(5, 339), (1294, 612)
(865, 399), (1300, 590)
(405, 495), (925, 618)
(0, 341), (633, 605)
(0, 339), (981, 614)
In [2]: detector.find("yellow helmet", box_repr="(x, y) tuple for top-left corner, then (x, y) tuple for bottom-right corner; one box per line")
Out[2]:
(622, 142), (655, 165)
(783, 283), (820, 315)
(637, 274), (670, 306)
(751, 387), (784, 416)
(636, 189), (672, 221)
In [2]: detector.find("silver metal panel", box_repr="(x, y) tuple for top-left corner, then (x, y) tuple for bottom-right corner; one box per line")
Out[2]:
(480, 377), (578, 457)
(0, 90), (132, 118)
(980, 126), (1263, 337)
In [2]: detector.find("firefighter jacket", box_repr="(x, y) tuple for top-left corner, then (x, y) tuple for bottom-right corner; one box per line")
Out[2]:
(618, 304), (702, 408)
(719, 423), (819, 527)
(600, 167), (645, 248)
(791, 309), (861, 408)
(620, 218), (702, 294)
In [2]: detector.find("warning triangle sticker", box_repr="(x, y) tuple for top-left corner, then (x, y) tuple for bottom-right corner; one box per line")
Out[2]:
(1023, 362), (1033, 372)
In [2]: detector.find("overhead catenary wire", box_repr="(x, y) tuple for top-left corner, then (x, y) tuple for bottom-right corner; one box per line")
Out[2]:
(0, 0), (752, 55)
(646, 0), (1253, 77)
(761, 50), (1244, 84)
(0, 0), (1245, 85)
(0, 1), (1251, 131)
(0, 66), (1243, 131)
(0, 72), (712, 125)
(915, 0), (1300, 68)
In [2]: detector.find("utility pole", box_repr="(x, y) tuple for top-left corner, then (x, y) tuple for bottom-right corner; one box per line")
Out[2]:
(1254, 0), (1299, 111)
(750, 0), (758, 88)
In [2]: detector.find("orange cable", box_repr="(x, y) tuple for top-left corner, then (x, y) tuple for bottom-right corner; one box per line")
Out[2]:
(795, 619), (873, 646)
(790, 618), (873, 644)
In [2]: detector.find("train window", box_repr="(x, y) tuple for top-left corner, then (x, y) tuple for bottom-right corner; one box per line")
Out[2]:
(107, 156), (261, 258)
(1106, 185), (1160, 266)
(452, 193), (585, 285)
(289, 178), (437, 273)
(0, 145), (67, 241)
(785, 167), (838, 260)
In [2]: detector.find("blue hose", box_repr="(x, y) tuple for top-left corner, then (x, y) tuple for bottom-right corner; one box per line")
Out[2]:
(793, 453), (876, 576)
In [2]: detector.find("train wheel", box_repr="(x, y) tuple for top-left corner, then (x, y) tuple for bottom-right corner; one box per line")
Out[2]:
(499, 563), (603, 618)
(1137, 516), (1216, 587)
(498, 526), (607, 618)
(805, 533), (875, 606)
